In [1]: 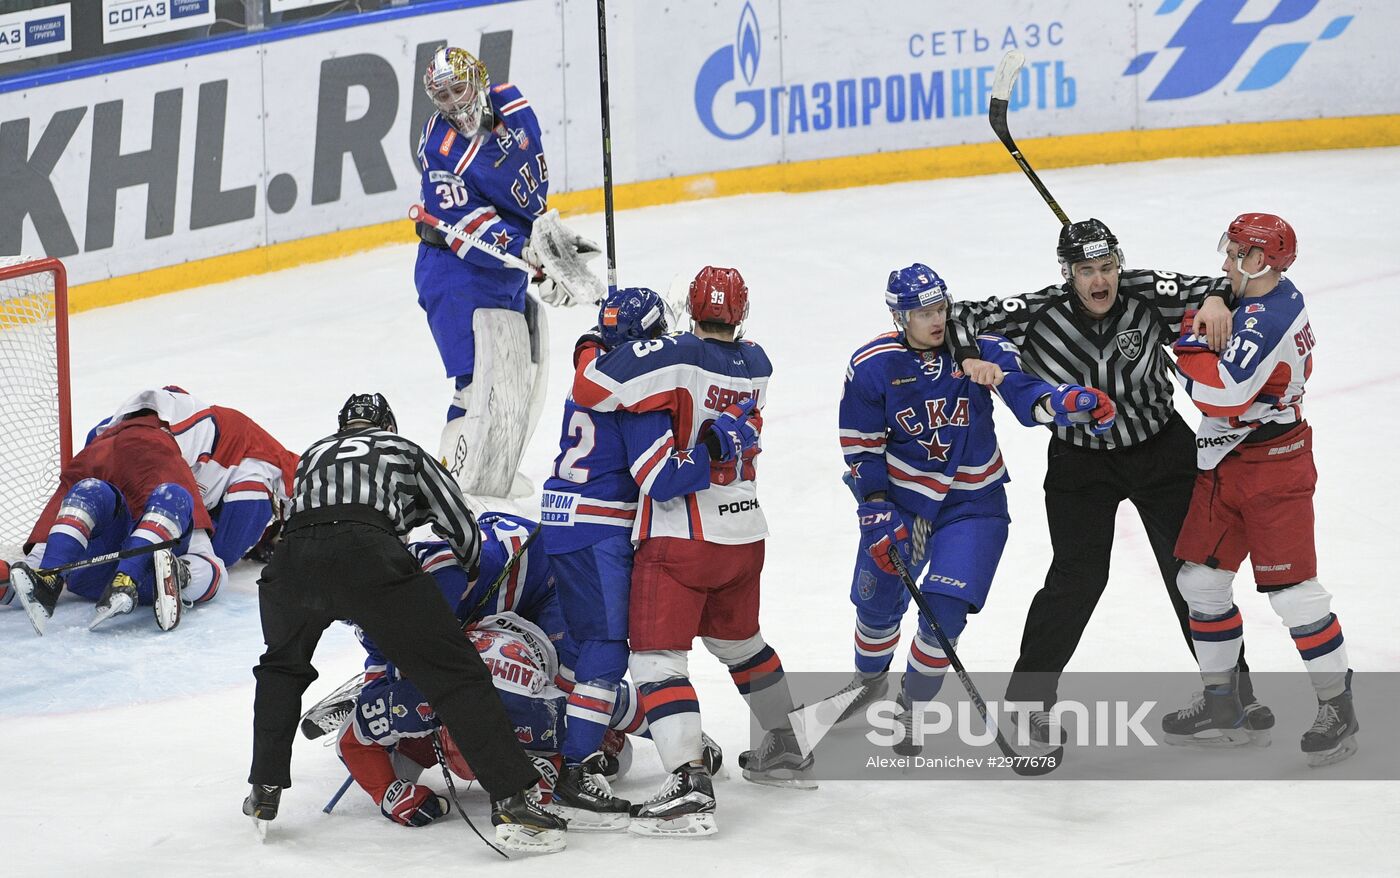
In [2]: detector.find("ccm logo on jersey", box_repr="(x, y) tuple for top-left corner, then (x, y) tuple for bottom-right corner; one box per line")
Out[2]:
(705, 386), (758, 410)
(719, 499), (761, 515)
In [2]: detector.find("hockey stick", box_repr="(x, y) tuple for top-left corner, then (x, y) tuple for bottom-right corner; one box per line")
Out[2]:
(988, 50), (1070, 227)
(322, 775), (354, 814)
(36, 538), (178, 577)
(885, 545), (1063, 776)
(595, 0), (619, 295)
(458, 523), (542, 628)
(432, 729), (509, 859)
(408, 204), (535, 273)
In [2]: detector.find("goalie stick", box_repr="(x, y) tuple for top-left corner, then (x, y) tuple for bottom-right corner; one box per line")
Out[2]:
(989, 50), (1071, 227)
(885, 544), (1064, 776)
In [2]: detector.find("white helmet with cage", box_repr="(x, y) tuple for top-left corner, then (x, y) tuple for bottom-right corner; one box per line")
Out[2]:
(423, 47), (491, 134)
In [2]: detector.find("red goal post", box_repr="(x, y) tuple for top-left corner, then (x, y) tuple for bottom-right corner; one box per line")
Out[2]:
(0, 256), (71, 554)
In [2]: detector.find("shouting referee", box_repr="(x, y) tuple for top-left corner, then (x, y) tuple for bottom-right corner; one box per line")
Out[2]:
(244, 393), (566, 852)
(949, 219), (1270, 745)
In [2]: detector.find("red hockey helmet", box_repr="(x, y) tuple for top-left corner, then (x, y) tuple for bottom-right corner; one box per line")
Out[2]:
(688, 266), (749, 326)
(1220, 213), (1297, 272)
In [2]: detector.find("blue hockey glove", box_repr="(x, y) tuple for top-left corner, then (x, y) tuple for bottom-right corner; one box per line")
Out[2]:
(858, 500), (911, 577)
(1046, 384), (1117, 436)
(707, 397), (759, 462)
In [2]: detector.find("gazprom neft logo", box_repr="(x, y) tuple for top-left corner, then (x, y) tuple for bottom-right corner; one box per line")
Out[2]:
(695, 3), (1076, 141)
(1124, 0), (1353, 100)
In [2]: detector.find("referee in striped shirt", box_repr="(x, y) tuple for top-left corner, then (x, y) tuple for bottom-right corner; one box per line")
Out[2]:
(245, 392), (564, 845)
(949, 219), (1269, 743)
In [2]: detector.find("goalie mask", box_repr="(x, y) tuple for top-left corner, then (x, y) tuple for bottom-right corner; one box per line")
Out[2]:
(338, 392), (397, 433)
(688, 266), (749, 326)
(885, 262), (948, 329)
(598, 287), (668, 349)
(423, 47), (491, 135)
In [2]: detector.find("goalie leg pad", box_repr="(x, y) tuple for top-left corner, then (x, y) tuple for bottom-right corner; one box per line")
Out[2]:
(439, 307), (546, 498)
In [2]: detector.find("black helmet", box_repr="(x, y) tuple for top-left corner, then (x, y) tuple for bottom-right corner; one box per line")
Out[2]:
(1057, 218), (1121, 266)
(338, 392), (397, 432)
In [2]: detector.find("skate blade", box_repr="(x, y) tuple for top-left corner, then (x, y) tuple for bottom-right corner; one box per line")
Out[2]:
(152, 551), (182, 631)
(1246, 728), (1272, 748)
(627, 812), (717, 838)
(548, 805), (630, 831)
(1306, 735), (1358, 768)
(88, 596), (134, 631)
(494, 823), (566, 853)
(1163, 728), (1252, 748)
(10, 570), (49, 636)
(741, 768), (818, 791)
(250, 815), (269, 843)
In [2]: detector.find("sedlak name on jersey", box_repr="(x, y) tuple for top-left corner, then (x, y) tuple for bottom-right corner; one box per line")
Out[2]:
(706, 386), (760, 410)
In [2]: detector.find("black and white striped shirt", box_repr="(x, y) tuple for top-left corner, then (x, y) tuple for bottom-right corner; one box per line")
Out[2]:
(288, 427), (480, 568)
(950, 268), (1229, 450)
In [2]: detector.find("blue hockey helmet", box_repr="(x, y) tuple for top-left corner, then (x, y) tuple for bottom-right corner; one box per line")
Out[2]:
(885, 263), (949, 326)
(598, 287), (669, 349)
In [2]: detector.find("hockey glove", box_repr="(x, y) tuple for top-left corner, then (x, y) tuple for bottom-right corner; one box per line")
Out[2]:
(1046, 384), (1117, 436)
(381, 779), (449, 827)
(858, 500), (911, 577)
(705, 397), (759, 462)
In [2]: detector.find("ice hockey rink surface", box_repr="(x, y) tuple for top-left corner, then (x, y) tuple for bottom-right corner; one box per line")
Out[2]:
(4, 148), (1398, 875)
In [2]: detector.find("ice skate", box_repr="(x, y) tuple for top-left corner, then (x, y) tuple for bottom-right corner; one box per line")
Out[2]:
(1242, 698), (1276, 748)
(1161, 686), (1251, 747)
(1011, 709), (1068, 750)
(813, 670), (889, 727)
(491, 788), (568, 853)
(242, 783), (281, 843)
(89, 573), (138, 631)
(551, 753), (631, 831)
(888, 691), (922, 757)
(152, 548), (188, 632)
(10, 562), (62, 636)
(628, 764), (717, 838)
(701, 731), (724, 777)
(301, 696), (356, 740)
(1302, 670), (1359, 768)
(739, 727), (817, 790)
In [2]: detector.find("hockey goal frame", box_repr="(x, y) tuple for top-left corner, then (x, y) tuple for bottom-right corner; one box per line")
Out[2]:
(0, 256), (72, 466)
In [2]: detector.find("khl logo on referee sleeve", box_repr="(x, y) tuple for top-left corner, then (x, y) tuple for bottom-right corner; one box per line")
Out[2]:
(1123, 0), (1353, 101)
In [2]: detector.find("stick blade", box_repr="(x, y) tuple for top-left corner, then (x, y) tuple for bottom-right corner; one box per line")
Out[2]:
(992, 50), (1026, 101)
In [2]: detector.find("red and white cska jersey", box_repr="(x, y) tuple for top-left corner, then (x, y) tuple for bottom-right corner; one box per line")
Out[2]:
(573, 332), (772, 545)
(93, 388), (298, 512)
(1175, 278), (1314, 469)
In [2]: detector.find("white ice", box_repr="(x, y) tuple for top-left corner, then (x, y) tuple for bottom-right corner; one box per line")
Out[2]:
(5, 148), (1399, 875)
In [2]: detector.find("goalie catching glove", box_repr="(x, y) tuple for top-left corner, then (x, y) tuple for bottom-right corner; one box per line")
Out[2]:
(524, 209), (605, 307)
(380, 779), (449, 827)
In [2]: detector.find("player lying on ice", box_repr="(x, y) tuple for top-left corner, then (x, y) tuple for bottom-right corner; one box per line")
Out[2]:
(826, 263), (1115, 754)
(309, 510), (720, 831)
(5, 410), (226, 634)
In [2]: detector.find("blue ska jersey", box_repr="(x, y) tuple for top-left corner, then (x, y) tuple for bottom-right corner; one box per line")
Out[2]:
(415, 83), (547, 268)
(572, 333), (773, 545)
(539, 399), (713, 554)
(840, 333), (1055, 519)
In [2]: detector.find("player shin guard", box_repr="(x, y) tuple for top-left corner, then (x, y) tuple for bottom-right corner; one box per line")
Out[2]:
(905, 631), (953, 703)
(43, 479), (120, 569)
(707, 636), (797, 733)
(1289, 613), (1349, 699)
(564, 680), (619, 765)
(117, 484), (193, 596)
(609, 679), (649, 737)
(1188, 605), (1245, 684)
(637, 677), (702, 772)
(853, 618), (900, 675)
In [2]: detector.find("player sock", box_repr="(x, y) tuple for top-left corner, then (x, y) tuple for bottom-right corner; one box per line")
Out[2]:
(904, 630), (952, 703)
(726, 644), (798, 733)
(638, 677), (702, 772)
(1289, 613), (1349, 699)
(563, 680), (618, 765)
(853, 619), (900, 675)
(1188, 605), (1245, 676)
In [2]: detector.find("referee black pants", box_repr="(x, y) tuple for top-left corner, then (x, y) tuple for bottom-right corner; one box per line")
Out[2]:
(248, 520), (540, 800)
(1006, 416), (1254, 706)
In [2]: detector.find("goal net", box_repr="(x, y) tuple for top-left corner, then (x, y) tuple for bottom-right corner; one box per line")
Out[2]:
(0, 256), (70, 557)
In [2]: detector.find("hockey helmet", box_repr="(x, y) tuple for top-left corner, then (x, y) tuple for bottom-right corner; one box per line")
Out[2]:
(423, 47), (491, 134)
(1219, 212), (1297, 272)
(338, 392), (397, 433)
(1057, 218), (1123, 268)
(688, 266), (749, 326)
(598, 287), (669, 349)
